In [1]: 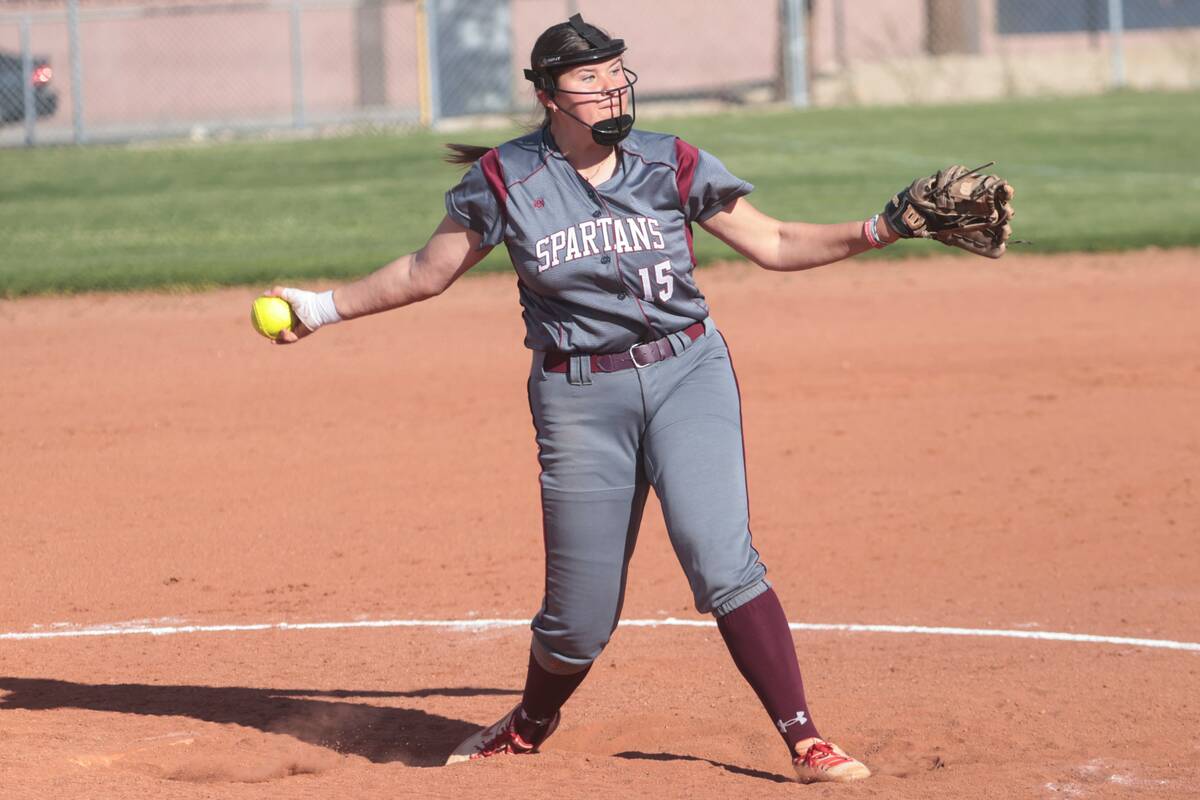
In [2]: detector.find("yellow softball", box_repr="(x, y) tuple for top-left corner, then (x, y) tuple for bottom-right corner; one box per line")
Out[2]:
(250, 295), (296, 339)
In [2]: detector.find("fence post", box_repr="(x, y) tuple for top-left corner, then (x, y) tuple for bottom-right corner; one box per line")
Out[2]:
(424, 0), (442, 125)
(20, 15), (35, 146)
(782, 0), (809, 108)
(355, 0), (386, 109)
(67, 0), (85, 143)
(290, 0), (307, 128)
(1107, 0), (1126, 89)
(832, 0), (847, 69)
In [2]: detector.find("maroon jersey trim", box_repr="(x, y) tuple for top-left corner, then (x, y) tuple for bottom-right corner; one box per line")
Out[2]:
(480, 148), (509, 208)
(674, 138), (700, 266)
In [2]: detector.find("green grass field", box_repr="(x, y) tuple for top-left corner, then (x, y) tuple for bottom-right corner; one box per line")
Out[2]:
(2, 90), (1197, 296)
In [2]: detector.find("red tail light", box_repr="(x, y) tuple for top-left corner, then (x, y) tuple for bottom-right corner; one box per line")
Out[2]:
(32, 65), (52, 86)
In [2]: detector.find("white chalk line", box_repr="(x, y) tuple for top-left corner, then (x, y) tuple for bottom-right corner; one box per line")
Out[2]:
(2, 617), (1198, 652)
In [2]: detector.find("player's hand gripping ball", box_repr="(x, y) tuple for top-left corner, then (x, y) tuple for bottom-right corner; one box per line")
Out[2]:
(250, 295), (296, 339)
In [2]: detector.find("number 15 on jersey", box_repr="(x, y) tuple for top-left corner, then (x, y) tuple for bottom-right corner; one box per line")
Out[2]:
(638, 259), (674, 302)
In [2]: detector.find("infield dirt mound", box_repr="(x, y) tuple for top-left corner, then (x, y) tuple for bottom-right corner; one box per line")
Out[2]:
(1, 248), (1198, 799)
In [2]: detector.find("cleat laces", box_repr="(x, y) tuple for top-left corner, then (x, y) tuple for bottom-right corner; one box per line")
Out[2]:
(471, 717), (535, 760)
(799, 741), (853, 772)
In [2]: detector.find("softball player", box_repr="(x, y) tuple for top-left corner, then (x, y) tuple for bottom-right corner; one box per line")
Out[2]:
(269, 15), (902, 784)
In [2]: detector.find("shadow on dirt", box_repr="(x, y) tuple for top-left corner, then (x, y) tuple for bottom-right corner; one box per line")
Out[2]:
(614, 750), (793, 783)
(0, 678), (518, 766)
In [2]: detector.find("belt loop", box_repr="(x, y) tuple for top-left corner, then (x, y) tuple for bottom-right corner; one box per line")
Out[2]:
(568, 354), (592, 386)
(702, 316), (715, 336)
(668, 330), (689, 355)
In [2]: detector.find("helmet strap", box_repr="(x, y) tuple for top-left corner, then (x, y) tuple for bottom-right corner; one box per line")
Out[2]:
(551, 91), (635, 146)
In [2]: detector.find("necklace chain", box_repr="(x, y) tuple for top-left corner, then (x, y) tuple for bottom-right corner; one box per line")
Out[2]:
(578, 151), (614, 184)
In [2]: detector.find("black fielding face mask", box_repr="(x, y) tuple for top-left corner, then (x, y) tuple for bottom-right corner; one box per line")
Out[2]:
(524, 14), (637, 146)
(549, 69), (638, 147)
(591, 114), (633, 146)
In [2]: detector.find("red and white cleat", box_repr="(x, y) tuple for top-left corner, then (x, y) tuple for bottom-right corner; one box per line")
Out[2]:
(445, 704), (560, 765)
(792, 739), (872, 783)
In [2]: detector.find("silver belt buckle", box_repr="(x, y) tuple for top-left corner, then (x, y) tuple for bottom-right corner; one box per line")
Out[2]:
(628, 342), (651, 369)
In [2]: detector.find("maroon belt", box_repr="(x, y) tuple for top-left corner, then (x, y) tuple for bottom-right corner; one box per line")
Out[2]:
(543, 322), (705, 374)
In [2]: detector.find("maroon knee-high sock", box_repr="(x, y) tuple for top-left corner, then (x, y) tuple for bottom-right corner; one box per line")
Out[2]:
(516, 650), (591, 740)
(716, 588), (821, 753)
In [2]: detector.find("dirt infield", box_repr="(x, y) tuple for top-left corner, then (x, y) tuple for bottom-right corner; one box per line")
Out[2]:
(2, 249), (1198, 798)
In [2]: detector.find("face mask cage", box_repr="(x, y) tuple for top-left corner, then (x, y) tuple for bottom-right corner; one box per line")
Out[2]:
(547, 67), (639, 98)
(523, 14), (638, 146)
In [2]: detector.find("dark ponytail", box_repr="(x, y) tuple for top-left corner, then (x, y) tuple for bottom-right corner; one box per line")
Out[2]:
(444, 143), (493, 165)
(444, 18), (612, 166)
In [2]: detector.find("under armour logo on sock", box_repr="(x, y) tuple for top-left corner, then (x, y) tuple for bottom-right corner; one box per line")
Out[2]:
(776, 710), (809, 735)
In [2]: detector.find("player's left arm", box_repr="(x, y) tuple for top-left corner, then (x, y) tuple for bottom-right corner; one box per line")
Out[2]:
(698, 196), (898, 271)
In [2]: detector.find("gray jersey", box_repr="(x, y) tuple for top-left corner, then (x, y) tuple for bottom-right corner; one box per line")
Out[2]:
(445, 127), (753, 353)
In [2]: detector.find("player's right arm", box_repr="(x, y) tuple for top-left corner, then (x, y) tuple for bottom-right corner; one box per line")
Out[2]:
(268, 215), (492, 344)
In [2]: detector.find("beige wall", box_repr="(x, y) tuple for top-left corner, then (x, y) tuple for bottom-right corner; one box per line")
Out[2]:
(2, 0), (1198, 140)
(1, 0), (778, 133)
(809, 0), (928, 73)
(1, 1), (422, 128)
(803, 0), (1200, 105)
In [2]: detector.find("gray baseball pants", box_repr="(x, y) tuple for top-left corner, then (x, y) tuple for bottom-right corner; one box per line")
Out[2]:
(526, 318), (770, 675)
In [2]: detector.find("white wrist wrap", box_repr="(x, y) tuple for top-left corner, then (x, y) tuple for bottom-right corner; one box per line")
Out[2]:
(280, 287), (343, 332)
(313, 290), (342, 327)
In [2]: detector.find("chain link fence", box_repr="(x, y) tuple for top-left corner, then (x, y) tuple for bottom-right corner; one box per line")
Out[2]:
(809, 0), (1200, 106)
(2, 0), (1199, 148)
